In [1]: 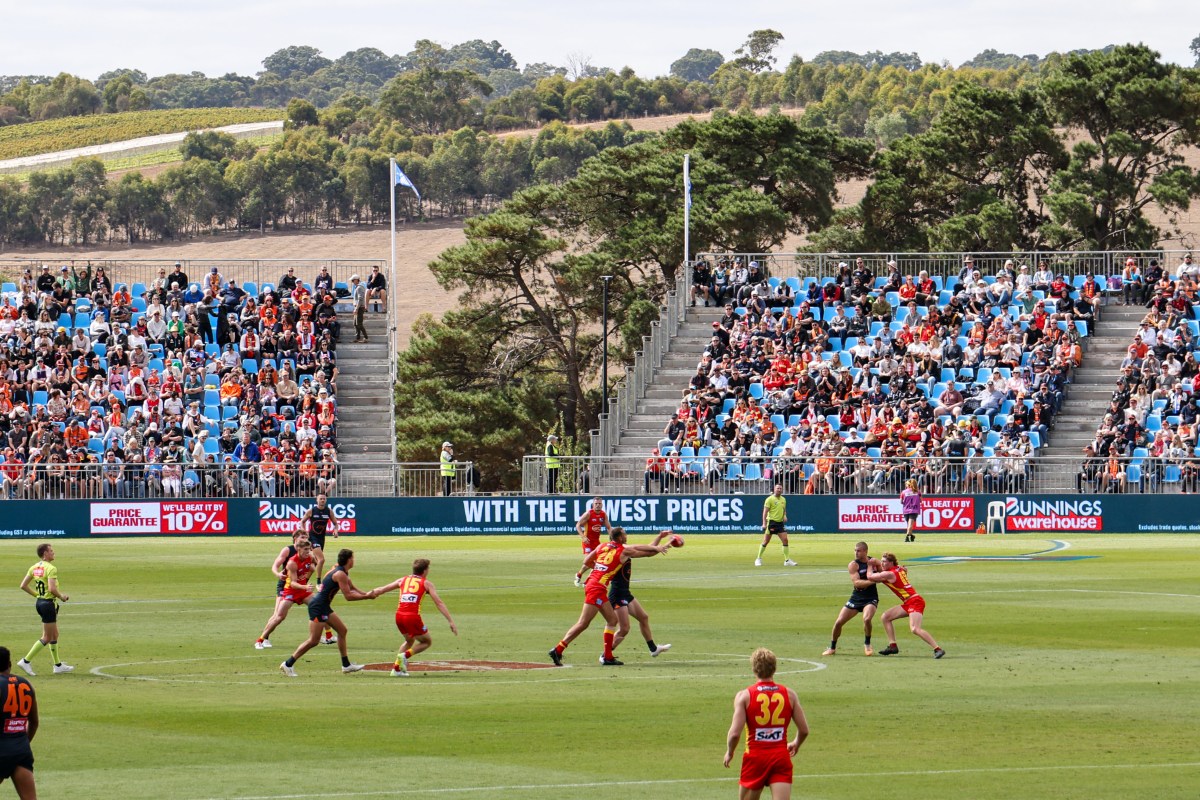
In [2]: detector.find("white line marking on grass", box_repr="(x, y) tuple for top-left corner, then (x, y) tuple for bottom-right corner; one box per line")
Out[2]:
(197, 760), (1200, 800)
(89, 653), (825, 687)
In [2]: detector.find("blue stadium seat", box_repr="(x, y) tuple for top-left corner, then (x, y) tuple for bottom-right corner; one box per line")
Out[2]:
(243, 282), (258, 297)
(203, 389), (220, 407)
(32, 391), (48, 408)
(748, 383), (763, 400)
(724, 464), (743, 481)
(742, 463), (763, 481)
(242, 359), (259, 374)
(131, 282), (147, 298)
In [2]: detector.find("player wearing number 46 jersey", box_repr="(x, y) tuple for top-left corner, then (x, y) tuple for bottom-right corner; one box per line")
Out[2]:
(16, 545), (72, 677)
(0, 646), (39, 800)
(372, 559), (458, 677)
(724, 648), (809, 800)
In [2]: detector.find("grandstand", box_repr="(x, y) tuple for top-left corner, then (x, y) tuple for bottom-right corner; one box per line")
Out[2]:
(0, 258), (398, 499)
(540, 250), (1200, 496)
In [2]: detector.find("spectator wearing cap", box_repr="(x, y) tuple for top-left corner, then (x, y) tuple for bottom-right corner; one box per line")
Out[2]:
(349, 274), (369, 342)
(437, 441), (455, 495)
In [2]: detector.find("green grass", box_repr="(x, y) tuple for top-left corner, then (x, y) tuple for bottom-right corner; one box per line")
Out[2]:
(0, 108), (283, 160)
(0, 533), (1196, 799)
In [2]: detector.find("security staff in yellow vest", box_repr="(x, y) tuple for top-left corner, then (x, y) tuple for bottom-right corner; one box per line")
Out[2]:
(440, 441), (455, 496)
(544, 434), (560, 494)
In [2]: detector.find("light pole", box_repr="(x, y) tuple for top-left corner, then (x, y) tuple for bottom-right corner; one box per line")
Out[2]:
(601, 275), (613, 417)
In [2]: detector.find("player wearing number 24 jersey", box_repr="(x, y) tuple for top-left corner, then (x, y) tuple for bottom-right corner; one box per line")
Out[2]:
(724, 648), (809, 800)
(371, 559), (458, 677)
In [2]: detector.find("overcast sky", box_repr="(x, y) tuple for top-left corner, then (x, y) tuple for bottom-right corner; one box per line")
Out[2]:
(4, 1), (1196, 80)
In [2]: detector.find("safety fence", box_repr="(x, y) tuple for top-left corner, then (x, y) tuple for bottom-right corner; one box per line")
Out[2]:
(695, 250), (1192, 283)
(521, 454), (1199, 497)
(0, 460), (480, 500)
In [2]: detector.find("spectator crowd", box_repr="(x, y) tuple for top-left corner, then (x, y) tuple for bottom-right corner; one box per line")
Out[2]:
(642, 254), (1106, 496)
(1077, 254), (1200, 493)
(0, 261), (386, 499)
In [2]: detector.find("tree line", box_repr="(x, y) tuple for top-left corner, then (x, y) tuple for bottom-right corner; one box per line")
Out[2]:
(7, 32), (1189, 133)
(392, 45), (1200, 488)
(0, 115), (647, 245)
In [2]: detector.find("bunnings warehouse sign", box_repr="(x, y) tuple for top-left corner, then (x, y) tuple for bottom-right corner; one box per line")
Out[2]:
(0, 495), (1194, 538)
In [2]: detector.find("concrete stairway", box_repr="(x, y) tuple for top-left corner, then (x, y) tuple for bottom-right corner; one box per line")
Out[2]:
(611, 306), (725, 459)
(334, 313), (395, 493)
(1037, 303), (1144, 489)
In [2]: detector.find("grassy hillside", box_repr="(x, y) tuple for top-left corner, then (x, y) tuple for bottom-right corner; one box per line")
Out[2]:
(0, 107), (283, 160)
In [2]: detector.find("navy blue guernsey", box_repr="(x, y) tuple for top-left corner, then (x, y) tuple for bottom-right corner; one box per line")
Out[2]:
(849, 559), (879, 604)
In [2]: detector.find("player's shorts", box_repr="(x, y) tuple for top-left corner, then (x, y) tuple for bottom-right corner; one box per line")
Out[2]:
(903, 513), (918, 522)
(582, 538), (600, 554)
(767, 521), (786, 535)
(739, 747), (792, 790)
(0, 749), (35, 781)
(901, 595), (926, 615)
(280, 589), (312, 605)
(395, 613), (428, 638)
(307, 603), (333, 622)
(309, 534), (326, 550)
(844, 597), (879, 612)
(35, 598), (57, 624)
(608, 586), (635, 608)
(584, 584), (609, 607)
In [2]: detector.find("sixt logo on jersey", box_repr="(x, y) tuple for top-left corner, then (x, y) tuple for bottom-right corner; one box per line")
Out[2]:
(1000, 497), (1102, 531)
(258, 501), (357, 534)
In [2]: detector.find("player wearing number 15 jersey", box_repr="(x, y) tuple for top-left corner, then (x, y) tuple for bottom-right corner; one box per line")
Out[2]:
(371, 559), (458, 677)
(0, 645), (39, 800)
(724, 648), (809, 800)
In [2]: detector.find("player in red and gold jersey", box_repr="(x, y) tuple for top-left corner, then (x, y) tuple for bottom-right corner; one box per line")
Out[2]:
(371, 558), (457, 677)
(257, 539), (318, 648)
(573, 496), (613, 586)
(865, 552), (945, 658)
(549, 527), (668, 667)
(724, 648), (809, 800)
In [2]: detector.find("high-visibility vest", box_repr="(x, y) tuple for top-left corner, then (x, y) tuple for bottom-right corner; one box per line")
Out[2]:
(545, 442), (560, 469)
(440, 450), (455, 477)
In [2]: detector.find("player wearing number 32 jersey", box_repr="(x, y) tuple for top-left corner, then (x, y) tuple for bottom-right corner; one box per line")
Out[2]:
(724, 648), (809, 800)
(371, 559), (457, 677)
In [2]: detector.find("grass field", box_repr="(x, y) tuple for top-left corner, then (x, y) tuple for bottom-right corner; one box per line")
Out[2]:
(0, 108), (282, 161)
(0, 533), (1196, 800)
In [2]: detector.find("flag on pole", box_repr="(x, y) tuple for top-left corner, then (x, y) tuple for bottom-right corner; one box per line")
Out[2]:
(684, 157), (693, 210)
(393, 163), (421, 203)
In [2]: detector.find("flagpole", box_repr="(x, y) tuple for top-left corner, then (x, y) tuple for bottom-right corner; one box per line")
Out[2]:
(683, 153), (691, 267)
(389, 156), (397, 318)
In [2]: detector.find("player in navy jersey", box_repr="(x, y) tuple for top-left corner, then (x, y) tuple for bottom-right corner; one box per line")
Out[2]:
(0, 646), (39, 800)
(280, 549), (377, 677)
